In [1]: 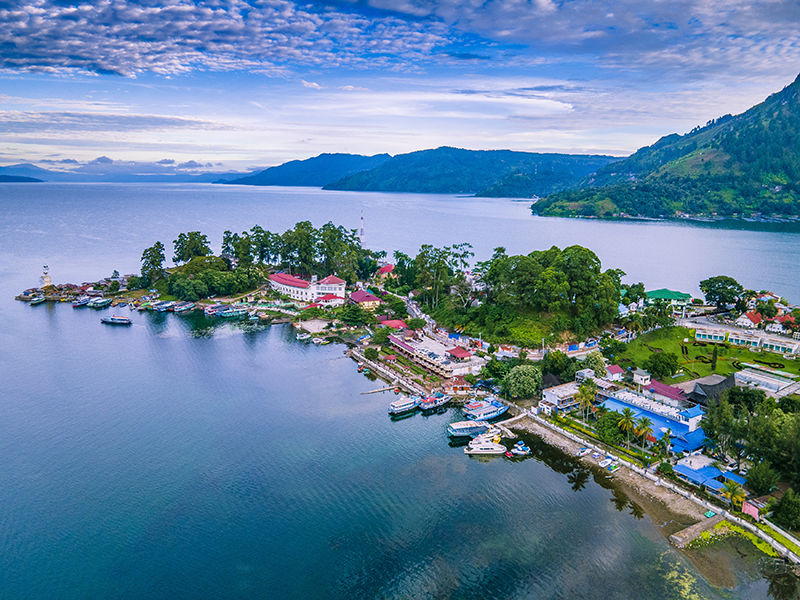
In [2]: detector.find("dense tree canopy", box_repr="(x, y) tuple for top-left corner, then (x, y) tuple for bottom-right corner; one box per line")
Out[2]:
(699, 276), (744, 308)
(503, 365), (542, 399)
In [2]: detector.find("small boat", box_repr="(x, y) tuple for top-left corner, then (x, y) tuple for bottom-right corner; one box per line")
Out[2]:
(204, 303), (225, 316)
(591, 452), (602, 460)
(576, 448), (591, 457)
(129, 303), (137, 310)
(30, 296), (46, 305)
(173, 302), (196, 313)
(101, 315), (132, 325)
(511, 441), (531, 456)
(388, 396), (420, 415)
(296, 333), (312, 341)
(447, 421), (490, 437)
(117, 302), (128, 307)
(312, 337), (323, 345)
(608, 463), (620, 473)
(598, 457), (613, 468)
(464, 441), (506, 455)
(72, 296), (92, 307)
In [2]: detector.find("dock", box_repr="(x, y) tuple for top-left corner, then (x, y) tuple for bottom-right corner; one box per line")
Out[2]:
(669, 514), (725, 548)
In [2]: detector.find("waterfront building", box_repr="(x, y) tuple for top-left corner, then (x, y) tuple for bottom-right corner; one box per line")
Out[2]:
(645, 288), (692, 308)
(268, 273), (346, 302)
(442, 376), (472, 395)
(540, 382), (582, 415)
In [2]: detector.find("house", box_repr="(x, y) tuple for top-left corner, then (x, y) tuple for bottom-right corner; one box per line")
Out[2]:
(350, 290), (381, 311)
(735, 311), (762, 328)
(683, 374), (736, 406)
(605, 364), (624, 382)
(540, 382), (583, 415)
(268, 273), (346, 302)
(632, 368), (651, 388)
(765, 315), (795, 334)
(645, 288), (692, 308)
(376, 264), (397, 281)
(442, 376), (472, 395)
(677, 405), (704, 432)
(648, 380), (686, 405)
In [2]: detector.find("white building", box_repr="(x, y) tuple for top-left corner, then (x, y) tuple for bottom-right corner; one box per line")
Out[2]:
(268, 273), (346, 302)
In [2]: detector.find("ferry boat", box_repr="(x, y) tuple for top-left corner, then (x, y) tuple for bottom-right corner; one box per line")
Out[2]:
(418, 394), (451, 411)
(464, 398), (508, 421)
(204, 303), (225, 316)
(30, 296), (46, 305)
(173, 302), (196, 313)
(72, 296), (92, 307)
(219, 307), (248, 318)
(388, 396), (420, 415)
(464, 440), (506, 455)
(88, 297), (113, 308)
(447, 420), (490, 437)
(101, 315), (132, 325)
(154, 301), (175, 312)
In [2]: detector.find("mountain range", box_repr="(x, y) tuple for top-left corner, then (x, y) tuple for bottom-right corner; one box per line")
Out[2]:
(223, 153), (391, 187)
(532, 74), (800, 218)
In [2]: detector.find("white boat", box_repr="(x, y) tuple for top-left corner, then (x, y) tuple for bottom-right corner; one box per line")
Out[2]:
(296, 333), (311, 341)
(511, 443), (531, 456)
(471, 427), (502, 443)
(464, 398), (508, 421)
(389, 396), (419, 415)
(576, 448), (591, 457)
(464, 441), (506, 455)
(447, 420), (490, 437)
(598, 457), (613, 468)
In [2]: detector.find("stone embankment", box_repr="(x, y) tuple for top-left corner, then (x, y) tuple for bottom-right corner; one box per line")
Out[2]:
(347, 348), (427, 396)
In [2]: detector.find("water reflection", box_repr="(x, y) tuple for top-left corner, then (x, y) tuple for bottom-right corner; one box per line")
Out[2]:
(763, 561), (800, 600)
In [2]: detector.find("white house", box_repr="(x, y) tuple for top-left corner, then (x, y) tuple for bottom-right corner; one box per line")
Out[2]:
(605, 365), (624, 382)
(735, 312), (762, 328)
(268, 273), (346, 302)
(632, 368), (651, 388)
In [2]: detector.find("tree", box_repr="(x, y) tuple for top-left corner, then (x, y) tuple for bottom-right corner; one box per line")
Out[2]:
(596, 411), (623, 445)
(141, 241), (166, 284)
(582, 351), (607, 378)
(773, 489), (800, 531)
(711, 345), (718, 372)
(702, 398), (736, 459)
(618, 407), (637, 449)
(406, 317), (426, 330)
(503, 365), (542, 400)
(107, 280), (120, 293)
(699, 275), (744, 308)
(635, 416), (654, 453)
(643, 352), (679, 379)
(757, 300), (779, 319)
(721, 480), (746, 510)
(575, 379), (597, 422)
(364, 347), (379, 361)
(746, 460), (779, 496)
(340, 304), (368, 326)
(372, 327), (390, 346)
(724, 386), (767, 414)
(172, 231), (211, 265)
(541, 349), (577, 383)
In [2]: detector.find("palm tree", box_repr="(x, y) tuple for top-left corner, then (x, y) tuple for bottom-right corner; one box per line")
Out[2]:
(618, 407), (637, 449)
(721, 480), (746, 510)
(635, 416), (654, 453)
(576, 380), (598, 423)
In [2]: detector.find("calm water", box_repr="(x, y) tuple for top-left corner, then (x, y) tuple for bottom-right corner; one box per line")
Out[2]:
(2, 183), (799, 599)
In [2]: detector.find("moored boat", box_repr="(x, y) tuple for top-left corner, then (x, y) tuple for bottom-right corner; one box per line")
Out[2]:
(30, 296), (47, 305)
(464, 441), (506, 455)
(72, 296), (91, 307)
(447, 420), (490, 437)
(173, 302), (196, 313)
(608, 463), (620, 472)
(598, 457), (614, 468)
(511, 441), (531, 456)
(576, 447), (591, 457)
(219, 307), (248, 318)
(204, 303), (225, 316)
(101, 315), (132, 325)
(388, 396), (420, 415)
(296, 333), (312, 341)
(88, 297), (113, 308)
(154, 301), (176, 312)
(418, 393), (451, 411)
(464, 398), (508, 421)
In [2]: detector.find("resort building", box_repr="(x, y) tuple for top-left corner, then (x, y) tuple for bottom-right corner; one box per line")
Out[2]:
(761, 337), (799, 354)
(268, 273), (346, 302)
(694, 329), (727, 342)
(735, 368), (796, 393)
(316, 293), (346, 308)
(350, 290), (382, 311)
(679, 374), (736, 406)
(728, 331), (761, 348)
(442, 376), (472, 395)
(645, 288), (692, 308)
(540, 382), (583, 415)
(376, 264), (397, 281)
(632, 368), (651, 388)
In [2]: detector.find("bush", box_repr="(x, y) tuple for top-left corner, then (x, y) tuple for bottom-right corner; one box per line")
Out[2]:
(773, 488), (800, 531)
(657, 461), (675, 477)
(746, 460), (779, 496)
(364, 347), (379, 361)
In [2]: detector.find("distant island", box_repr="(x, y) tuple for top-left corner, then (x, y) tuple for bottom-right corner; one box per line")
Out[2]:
(0, 174), (43, 183)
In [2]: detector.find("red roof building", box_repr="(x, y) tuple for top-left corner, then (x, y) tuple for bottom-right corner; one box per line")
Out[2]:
(268, 272), (346, 302)
(649, 380), (686, 403)
(350, 290), (381, 309)
(381, 319), (408, 330)
(318, 275), (346, 285)
(269, 272), (310, 288)
(446, 346), (472, 360)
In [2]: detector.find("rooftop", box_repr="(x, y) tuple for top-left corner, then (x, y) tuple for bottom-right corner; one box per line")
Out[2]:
(269, 272), (309, 288)
(646, 288), (692, 301)
(351, 290), (380, 303)
(318, 275), (346, 285)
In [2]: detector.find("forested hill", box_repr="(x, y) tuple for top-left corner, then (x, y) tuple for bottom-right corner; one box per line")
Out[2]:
(322, 147), (617, 195)
(533, 73), (800, 218)
(224, 153), (391, 187)
(0, 175), (43, 182)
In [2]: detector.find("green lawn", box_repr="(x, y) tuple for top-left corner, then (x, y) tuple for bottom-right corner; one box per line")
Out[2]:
(616, 326), (800, 383)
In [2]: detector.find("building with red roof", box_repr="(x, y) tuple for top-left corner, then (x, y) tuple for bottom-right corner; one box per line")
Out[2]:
(381, 319), (408, 330)
(605, 364), (624, 381)
(446, 346), (472, 361)
(268, 272), (346, 302)
(735, 311), (762, 328)
(377, 264), (397, 281)
(317, 293), (346, 308)
(350, 290), (381, 310)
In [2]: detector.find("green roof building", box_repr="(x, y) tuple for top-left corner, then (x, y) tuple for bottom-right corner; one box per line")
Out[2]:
(645, 288), (692, 306)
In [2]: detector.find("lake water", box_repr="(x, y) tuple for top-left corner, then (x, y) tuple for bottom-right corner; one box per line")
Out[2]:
(2, 183), (799, 599)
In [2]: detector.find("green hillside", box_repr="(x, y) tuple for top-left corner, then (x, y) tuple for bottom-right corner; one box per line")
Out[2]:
(534, 73), (800, 218)
(323, 147), (616, 195)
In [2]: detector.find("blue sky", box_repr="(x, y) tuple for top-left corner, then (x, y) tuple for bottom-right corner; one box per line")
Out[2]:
(1, 0), (799, 172)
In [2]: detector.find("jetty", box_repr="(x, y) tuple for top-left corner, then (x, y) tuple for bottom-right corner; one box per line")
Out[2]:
(669, 514), (725, 548)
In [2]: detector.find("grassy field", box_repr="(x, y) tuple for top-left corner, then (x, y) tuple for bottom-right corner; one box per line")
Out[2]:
(615, 326), (800, 383)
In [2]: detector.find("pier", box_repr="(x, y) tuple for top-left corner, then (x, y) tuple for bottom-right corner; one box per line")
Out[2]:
(669, 515), (725, 548)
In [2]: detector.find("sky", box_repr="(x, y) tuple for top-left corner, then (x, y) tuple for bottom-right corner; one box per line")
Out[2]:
(1, 0), (800, 173)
